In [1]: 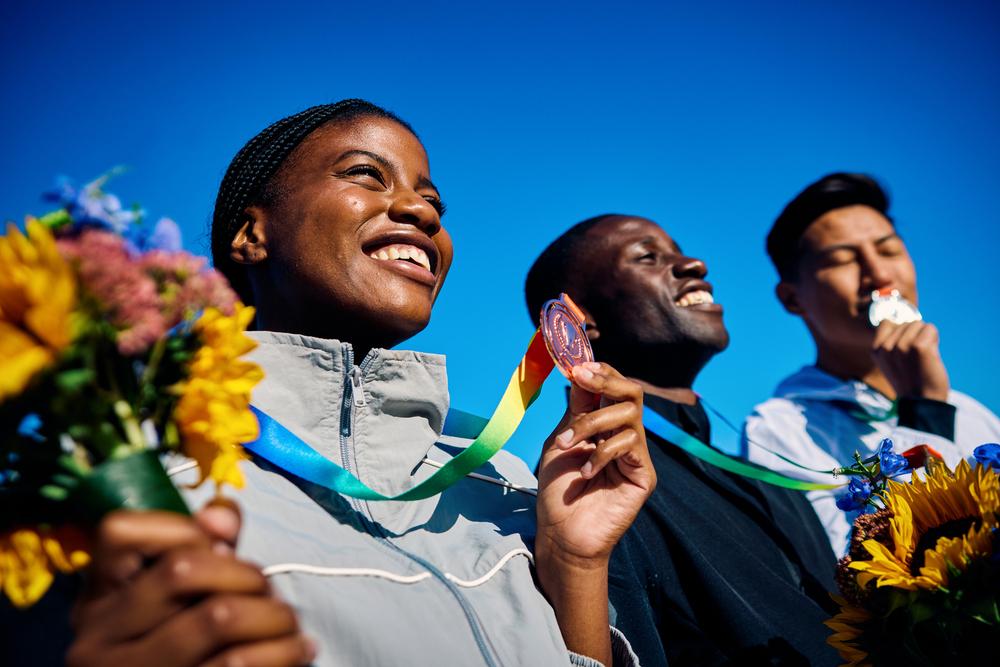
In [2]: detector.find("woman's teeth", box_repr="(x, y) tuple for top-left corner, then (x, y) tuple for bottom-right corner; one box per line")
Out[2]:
(676, 290), (714, 308)
(369, 244), (432, 272)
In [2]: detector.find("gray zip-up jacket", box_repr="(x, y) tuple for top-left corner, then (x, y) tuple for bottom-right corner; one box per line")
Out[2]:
(174, 331), (638, 667)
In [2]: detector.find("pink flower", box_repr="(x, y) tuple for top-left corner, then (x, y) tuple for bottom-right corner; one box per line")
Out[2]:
(58, 231), (166, 355)
(140, 251), (238, 326)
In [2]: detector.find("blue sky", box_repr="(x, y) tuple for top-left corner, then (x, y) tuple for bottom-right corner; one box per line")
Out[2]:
(2, 1), (997, 465)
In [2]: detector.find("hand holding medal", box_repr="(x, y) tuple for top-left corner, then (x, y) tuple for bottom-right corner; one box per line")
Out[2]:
(534, 294), (655, 568)
(868, 287), (950, 402)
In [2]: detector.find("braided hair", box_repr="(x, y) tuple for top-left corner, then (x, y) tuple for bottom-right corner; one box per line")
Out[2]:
(211, 99), (414, 304)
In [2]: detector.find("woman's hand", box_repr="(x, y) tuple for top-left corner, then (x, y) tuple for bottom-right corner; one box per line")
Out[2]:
(534, 361), (654, 664)
(67, 503), (316, 667)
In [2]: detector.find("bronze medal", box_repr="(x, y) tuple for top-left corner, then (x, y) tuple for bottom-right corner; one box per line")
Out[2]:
(540, 293), (594, 379)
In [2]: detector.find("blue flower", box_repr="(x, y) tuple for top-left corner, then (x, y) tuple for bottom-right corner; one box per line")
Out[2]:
(836, 477), (873, 512)
(43, 172), (140, 234)
(146, 217), (182, 252)
(974, 443), (1000, 471)
(877, 438), (909, 477)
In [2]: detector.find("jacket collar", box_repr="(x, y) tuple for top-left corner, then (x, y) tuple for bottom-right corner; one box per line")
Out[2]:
(245, 331), (451, 495)
(774, 365), (895, 419)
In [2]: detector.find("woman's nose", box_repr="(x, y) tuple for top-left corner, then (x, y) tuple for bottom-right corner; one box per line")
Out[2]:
(388, 191), (440, 235)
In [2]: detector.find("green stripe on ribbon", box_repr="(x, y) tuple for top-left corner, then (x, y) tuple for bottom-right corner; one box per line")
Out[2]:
(643, 406), (844, 491)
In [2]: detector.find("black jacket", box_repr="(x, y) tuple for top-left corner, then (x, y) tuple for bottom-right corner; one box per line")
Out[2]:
(609, 394), (840, 666)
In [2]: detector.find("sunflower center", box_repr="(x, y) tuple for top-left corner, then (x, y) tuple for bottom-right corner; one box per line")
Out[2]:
(910, 516), (981, 575)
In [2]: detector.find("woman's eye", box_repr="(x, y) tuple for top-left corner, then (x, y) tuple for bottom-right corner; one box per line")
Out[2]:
(637, 253), (657, 264)
(425, 198), (447, 217)
(343, 165), (386, 185)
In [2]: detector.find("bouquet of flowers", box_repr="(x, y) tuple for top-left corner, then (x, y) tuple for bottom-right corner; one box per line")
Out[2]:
(826, 439), (1000, 665)
(0, 174), (262, 608)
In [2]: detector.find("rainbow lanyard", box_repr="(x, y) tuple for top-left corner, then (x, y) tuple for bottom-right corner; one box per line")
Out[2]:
(244, 331), (554, 501)
(245, 325), (845, 499)
(642, 406), (844, 491)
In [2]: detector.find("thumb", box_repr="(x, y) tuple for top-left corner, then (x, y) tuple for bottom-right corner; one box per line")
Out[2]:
(195, 498), (242, 550)
(567, 364), (601, 416)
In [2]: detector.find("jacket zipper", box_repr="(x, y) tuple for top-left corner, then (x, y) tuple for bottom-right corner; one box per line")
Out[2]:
(336, 344), (501, 666)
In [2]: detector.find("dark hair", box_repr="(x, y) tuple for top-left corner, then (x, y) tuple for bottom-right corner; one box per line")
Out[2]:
(211, 99), (414, 304)
(524, 214), (621, 326)
(767, 172), (892, 281)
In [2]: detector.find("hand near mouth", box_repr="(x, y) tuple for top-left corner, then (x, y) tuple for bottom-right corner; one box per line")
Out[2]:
(871, 320), (950, 401)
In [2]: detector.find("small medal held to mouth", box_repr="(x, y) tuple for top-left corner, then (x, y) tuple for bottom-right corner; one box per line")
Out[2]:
(540, 293), (594, 380)
(868, 288), (922, 327)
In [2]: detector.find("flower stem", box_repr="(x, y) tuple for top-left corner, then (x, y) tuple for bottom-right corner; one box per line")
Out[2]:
(141, 338), (166, 387)
(113, 400), (147, 456)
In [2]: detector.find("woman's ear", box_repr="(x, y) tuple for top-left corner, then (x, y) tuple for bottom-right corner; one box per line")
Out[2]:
(230, 207), (269, 266)
(775, 281), (803, 315)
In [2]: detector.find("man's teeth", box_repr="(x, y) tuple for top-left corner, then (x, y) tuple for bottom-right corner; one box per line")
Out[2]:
(369, 244), (432, 272)
(676, 290), (714, 308)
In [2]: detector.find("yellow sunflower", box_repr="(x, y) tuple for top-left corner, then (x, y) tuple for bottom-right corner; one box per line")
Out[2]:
(0, 526), (90, 608)
(850, 460), (999, 591)
(0, 219), (77, 402)
(174, 304), (262, 489)
(824, 595), (872, 667)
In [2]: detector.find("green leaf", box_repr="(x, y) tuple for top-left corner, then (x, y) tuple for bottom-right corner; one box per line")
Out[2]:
(908, 600), (936, 624)
(55, 368), (96, 393)
(36, 209), (72, 230)
(40, 485), (69, 501)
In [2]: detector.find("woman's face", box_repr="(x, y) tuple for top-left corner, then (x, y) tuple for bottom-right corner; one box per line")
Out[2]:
(239, 116), (453, 347)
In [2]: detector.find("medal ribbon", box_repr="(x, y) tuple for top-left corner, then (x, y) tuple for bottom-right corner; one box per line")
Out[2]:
(245, 331), (554, 501)
(643, 406), (844, 491)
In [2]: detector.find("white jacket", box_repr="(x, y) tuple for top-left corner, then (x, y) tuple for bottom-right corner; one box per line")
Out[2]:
(742, 365), (1000, 556)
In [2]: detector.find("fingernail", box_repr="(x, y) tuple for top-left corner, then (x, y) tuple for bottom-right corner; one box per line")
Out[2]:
(304, 636), (318, 661)
(200, 505), (240, 537)
(581, 461), (593, 477)
(583, 362), (602, 372)
(112, 552), (142, 583)
(556, 428), (574, 447)
(213, 540), (234, 556)
(574, 366), (594, 381)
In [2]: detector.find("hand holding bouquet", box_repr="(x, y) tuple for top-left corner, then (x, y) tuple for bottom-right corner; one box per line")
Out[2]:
(0, 175), (262, 608)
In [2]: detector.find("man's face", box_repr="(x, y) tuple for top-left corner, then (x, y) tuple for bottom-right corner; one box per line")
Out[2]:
(782, 205), (917, 352)
(581, 216), (730, 353)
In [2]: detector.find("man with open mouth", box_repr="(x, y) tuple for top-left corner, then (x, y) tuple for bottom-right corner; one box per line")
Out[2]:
(525, 214), (841, 667)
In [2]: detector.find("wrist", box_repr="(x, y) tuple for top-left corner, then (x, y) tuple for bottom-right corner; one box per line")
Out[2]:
(534, 537), (609, 607)
(534, 533), (611, 577)
(534, 541), (612, 666)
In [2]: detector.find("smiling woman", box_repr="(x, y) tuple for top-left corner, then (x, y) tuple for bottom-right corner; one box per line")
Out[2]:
(211, 102), (453, 354)
(65, 100), (655, 667)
